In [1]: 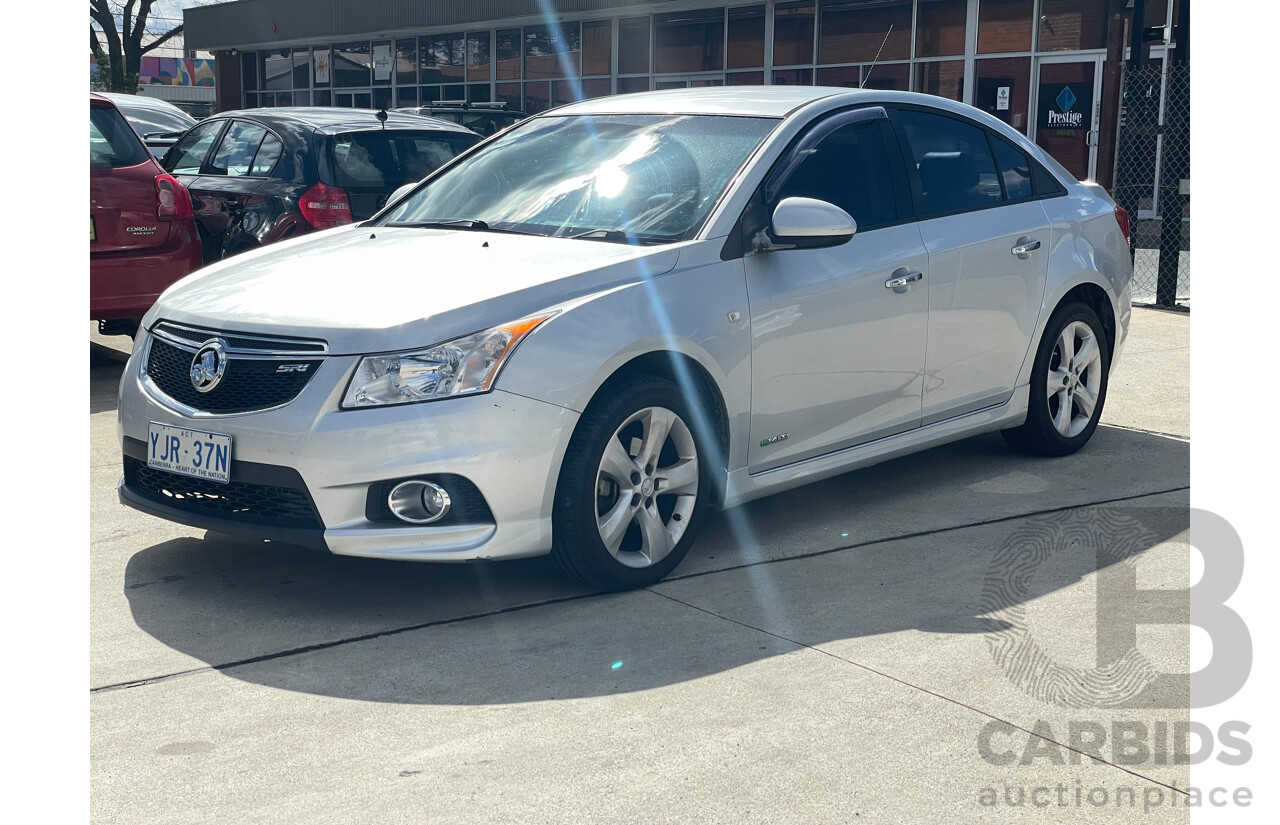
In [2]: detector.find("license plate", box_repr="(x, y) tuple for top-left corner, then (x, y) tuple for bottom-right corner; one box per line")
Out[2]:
(90, 216), (97, 242)
(147, 422), (233, 484)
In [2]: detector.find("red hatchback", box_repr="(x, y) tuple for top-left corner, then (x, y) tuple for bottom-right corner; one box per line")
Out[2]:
(90, 93), (202, 337)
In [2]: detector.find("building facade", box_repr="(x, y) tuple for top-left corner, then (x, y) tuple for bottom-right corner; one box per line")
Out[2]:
(186, 0), (1183, 187)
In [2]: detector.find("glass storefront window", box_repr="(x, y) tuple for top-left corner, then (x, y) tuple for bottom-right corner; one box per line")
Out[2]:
(263, 49), (291, 90)
(978, 0), (1033, 54)
(396, 39), (417, 86)
(618, 76), (650, 94)
(468, 33), (490, 82)
(583, 21), (612, 76)
(468, 83), (492, 103)
(496, 29), (521, 80)
(334, 43), (371, 88)
(314, 90), (331, 106)
(245, 92), (259, 108)
(619, 17), (651, 74)
(294, 91), (311, 106)
(726, 70), (765, 85)
(915, 0), (968, 58)
(1038, 0), (1108, 51)
(862, 62), (909, 91)
(292, 48), (310, 88)
(495, 82), (521, 109)
(914, 59), (964, 100)
(654, 8), (724, 74)
(772, 68), (813, 86)
(582, 77), (612, 99)
(816, 65), (861, 88)
(728, 6), (765, 69)
(241, 52), (258, 90)
(525, 23), (581, 80)
(421, 34), (464, 84)
(975, 56), (1031, 133)
(524, 81), (551, 114)
(773, 2), (815, 66)
(354, 92), (372, 109)
(420, 85), (442, 104)
(819, 0), (911, 64)
(396, 87), (417, 107)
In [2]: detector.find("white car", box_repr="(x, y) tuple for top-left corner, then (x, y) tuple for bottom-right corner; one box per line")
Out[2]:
(117, 87), (1132, 590)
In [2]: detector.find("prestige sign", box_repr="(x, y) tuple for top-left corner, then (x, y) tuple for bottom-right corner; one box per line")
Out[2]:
(1038, 82), (1092, 131)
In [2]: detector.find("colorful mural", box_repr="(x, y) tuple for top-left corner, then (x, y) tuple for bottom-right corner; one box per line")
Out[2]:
(139, 57), (216, 86)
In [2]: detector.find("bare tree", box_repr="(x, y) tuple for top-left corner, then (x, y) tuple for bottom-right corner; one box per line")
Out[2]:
(90, 1), (186, 92)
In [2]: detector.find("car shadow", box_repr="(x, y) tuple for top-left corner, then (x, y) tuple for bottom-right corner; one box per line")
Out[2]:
(90, 349), (126, 415)
(115, 426), (1189, 705)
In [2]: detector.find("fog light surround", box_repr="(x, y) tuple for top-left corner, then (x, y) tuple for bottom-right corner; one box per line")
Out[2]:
(387, 480), (452, 524)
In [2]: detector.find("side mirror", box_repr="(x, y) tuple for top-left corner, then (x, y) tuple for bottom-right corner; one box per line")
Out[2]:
(766, 197), (857, 251)
(389, 182), (418, 206)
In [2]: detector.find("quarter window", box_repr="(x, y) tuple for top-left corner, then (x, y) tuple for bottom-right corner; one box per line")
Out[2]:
(991, 137), (1033, 201)
(775, 120), (898, 231)
(249, 133), (284, 178)
(897, 109), (1003, 215)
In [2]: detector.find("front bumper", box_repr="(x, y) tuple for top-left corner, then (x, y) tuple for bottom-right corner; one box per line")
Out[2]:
(116, 336), (580, 561)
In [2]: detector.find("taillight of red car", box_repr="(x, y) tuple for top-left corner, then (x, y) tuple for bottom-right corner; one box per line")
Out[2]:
(299, 181), (354, 229)
(155, 173), (194, 220)
(1114, 204), (1131, 248)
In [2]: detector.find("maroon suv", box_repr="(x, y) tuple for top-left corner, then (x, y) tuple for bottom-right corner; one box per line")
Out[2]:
(90, 93), (202, 337)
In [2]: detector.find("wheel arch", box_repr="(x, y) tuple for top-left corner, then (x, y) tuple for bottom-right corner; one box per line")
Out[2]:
(572, 350), (732, 506)
(1056, 281), (1117, 361)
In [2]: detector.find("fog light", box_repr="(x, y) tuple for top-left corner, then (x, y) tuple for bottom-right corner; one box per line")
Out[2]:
(387, 480), (451, 524)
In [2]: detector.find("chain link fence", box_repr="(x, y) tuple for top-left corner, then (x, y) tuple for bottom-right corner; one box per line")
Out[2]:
(1112, 63), (1190, 308)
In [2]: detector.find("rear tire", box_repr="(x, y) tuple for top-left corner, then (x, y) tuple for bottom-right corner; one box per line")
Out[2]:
(1002, 301), (1110, 457)
(551, 375), (713, 590)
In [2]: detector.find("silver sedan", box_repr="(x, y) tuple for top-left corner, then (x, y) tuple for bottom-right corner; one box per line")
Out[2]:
(117, 87), (1132, 590)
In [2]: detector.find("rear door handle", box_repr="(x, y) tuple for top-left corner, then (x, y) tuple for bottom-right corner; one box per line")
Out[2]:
(885, 270), (923, 290)
(1011, 239), (1041, 256)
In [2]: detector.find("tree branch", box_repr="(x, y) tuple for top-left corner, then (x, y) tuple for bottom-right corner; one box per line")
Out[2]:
(140, 23), (184, 56)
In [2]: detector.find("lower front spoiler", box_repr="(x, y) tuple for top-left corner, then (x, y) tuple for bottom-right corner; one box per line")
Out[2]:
(118, 479), (329, 551)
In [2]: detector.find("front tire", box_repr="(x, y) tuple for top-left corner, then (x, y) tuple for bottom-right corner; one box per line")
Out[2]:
(551, 375), (713, 590)
(1003, 301), (1110, 457)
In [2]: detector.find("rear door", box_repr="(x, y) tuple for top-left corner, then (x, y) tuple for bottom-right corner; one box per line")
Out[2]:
(889, 107), (1052, 424)
(164, 119), (228, 262)
(183, 120), (281, 263)
(323, 130), (480, 219)
(90, 101), (166, 253)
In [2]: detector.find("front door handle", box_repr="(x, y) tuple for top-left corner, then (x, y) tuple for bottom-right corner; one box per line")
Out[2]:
(1011, 239), (1041, 256)
(885, 270), (923, 290)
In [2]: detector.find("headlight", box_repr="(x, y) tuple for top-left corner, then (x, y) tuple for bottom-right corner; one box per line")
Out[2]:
(342, 312), (557, 408)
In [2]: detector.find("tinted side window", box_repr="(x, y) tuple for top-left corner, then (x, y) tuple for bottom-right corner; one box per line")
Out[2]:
(207, 121), (269, 177)
(165, 120), (225, 175)
(991, 137), (1033, 201)
(328, 132), (480, 188)
(897, 110), (1002, 215)
(249, 133), (284, 178)
(775, 120), (898, 230)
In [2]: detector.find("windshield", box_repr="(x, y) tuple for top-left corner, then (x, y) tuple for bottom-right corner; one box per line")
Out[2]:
(379, 114), (777, 243)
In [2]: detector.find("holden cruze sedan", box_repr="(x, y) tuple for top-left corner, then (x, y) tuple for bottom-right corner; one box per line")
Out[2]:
(117, 87), (1132, 590)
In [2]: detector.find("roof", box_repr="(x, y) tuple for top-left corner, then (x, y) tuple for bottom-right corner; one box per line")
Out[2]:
(205, 106), (475, 135)
(548, 87), (856, 118)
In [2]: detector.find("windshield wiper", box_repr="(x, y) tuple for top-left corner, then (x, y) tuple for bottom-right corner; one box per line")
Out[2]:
(565, 229), (670, 245)
(386, 219), (492, 231)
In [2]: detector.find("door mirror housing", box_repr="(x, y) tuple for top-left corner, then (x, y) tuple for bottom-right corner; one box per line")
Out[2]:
(765, 197), (857, 251)
(389, 182), (418, 207)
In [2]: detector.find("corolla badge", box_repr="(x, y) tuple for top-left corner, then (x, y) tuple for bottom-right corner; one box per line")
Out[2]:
(190, 339), (229, 393)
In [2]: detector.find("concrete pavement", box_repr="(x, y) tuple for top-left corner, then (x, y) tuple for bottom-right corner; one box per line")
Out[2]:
(90, 308), (1192, 823)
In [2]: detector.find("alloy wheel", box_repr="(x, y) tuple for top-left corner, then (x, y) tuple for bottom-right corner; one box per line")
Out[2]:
(1046, 320), (1104, 438)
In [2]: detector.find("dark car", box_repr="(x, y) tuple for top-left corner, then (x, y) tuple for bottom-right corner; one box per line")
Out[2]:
(394, 101), (526, 138)
(101, 92), (198, 161)
(160, 107), (480, 265)
(90, 93), (203, 337)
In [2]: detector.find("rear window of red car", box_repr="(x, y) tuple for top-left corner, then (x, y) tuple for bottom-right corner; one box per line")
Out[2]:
(90, 105), (150, 169)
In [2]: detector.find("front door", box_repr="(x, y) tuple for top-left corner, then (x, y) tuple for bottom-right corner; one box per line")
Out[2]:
(743, 110), (928, 473)
(1034, 56), (1104, 180)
